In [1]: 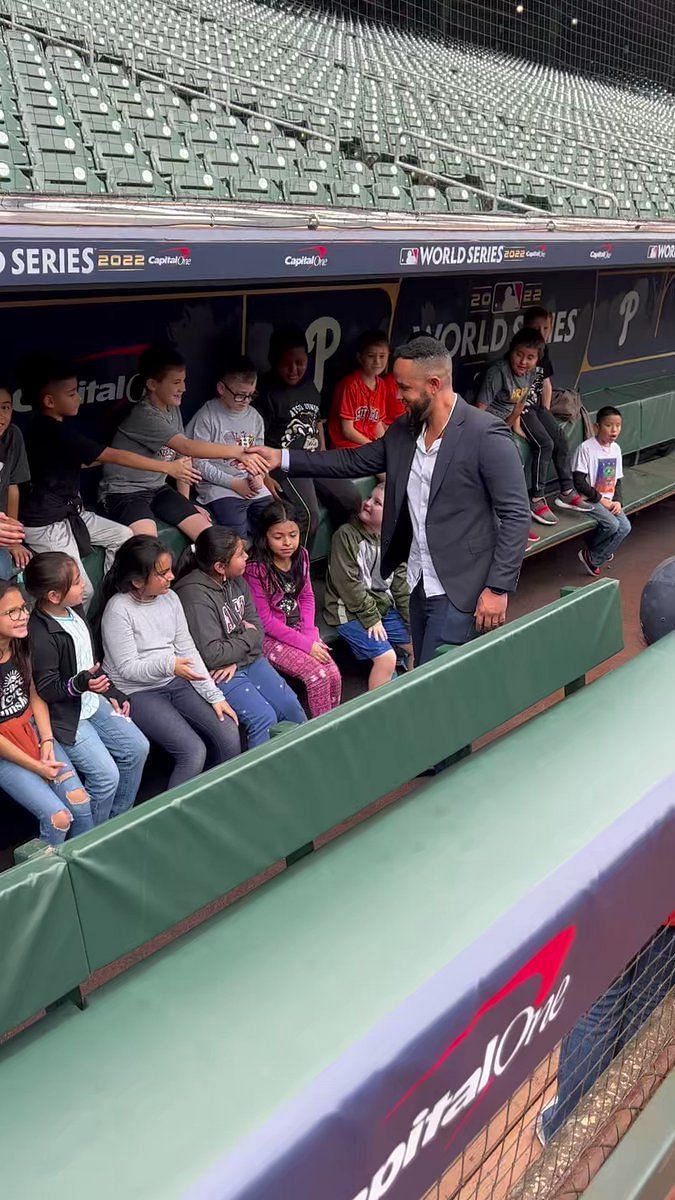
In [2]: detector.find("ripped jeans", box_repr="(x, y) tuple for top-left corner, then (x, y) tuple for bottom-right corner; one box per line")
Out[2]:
(0, 740), (93, 845)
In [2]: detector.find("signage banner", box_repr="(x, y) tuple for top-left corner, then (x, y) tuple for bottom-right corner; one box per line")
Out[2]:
(0, 230), (672, 290)
(184, 773), (675, 1200)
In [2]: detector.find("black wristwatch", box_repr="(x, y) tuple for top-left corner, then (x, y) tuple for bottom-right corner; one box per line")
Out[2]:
(488, 587), (508, 596)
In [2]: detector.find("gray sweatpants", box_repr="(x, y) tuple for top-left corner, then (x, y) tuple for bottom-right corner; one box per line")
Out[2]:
(24, 510), (132, 609)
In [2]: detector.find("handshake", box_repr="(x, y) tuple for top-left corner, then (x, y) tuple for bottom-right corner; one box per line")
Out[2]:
(241, 445), (282, 473)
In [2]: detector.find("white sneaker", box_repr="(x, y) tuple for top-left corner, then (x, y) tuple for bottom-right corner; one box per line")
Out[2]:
(536, 1097), (557, 1147)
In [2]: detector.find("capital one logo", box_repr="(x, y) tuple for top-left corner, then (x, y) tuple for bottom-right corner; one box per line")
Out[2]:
(350, 926), (576, 1200)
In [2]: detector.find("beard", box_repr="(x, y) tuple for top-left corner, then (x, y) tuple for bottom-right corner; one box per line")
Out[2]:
(405, 389), (435, 434)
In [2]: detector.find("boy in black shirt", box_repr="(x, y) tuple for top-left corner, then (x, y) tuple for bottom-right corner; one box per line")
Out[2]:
(19, 355), (200, 608)
(255, 326), (359, 547)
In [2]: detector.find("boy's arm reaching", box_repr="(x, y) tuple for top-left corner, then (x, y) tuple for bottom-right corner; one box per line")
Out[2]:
(93, 446), (201, 487)
(166, 433), (268, 477)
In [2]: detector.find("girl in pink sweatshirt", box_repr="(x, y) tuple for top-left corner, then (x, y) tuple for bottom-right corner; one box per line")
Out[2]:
(245, 501), (341, 717)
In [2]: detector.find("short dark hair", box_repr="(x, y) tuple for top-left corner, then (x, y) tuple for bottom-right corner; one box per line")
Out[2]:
(596, 405), (622, 424)
(138, 344), (185, 386)
(356, 328), (389, 355)
(220, 354), (257, 383)
(508, 328), (545, 355)
(268, 325), (308, 365)
(522, 306), (553, 325)
(18, 353), (79, 410)
(392, 335), (452, 369)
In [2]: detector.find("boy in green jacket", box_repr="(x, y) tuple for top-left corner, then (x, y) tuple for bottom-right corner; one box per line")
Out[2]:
(323, 482), (412, 689)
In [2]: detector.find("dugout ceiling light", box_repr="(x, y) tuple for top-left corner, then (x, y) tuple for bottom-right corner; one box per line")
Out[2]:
(515, 4), (524, 12)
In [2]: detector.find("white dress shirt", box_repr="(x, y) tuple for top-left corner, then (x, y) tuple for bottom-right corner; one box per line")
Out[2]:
(405, 424), (447, 597)
(281, 418), (450, 597)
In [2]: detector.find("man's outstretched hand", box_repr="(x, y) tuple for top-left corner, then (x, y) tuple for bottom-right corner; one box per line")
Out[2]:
(245, 446), (282, 472)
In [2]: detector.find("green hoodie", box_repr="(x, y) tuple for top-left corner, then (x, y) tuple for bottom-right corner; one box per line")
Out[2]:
(323, 517), (410, 629)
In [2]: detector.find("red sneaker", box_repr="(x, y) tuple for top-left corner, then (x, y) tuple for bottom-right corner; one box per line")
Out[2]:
(531, 500), (558, 525)
(556, 492), (594, 513)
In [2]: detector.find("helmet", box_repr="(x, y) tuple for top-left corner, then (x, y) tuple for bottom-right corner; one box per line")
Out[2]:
(640, 556), (675, 645)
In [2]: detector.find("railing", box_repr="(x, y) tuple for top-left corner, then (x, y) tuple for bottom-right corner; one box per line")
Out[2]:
(396, 130), (620, 214)
(392, 158), (550, 218)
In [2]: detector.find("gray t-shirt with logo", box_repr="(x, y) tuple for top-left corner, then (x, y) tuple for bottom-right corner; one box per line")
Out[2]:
(478, 358), (537, 422)
(100, 400), (183, 496)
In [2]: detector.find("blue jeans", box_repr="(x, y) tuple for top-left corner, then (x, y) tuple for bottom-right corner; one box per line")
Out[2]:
(207, 496), (271, 540)
(585, 504), (631, 567)
(409, 582), (476, 666)
(129, 677), (241, 790)
(0, 548), (15, 580)
(67, 697), (150, 825)
(218, 656), (307, 748)
(543, 926), (675, 1140)
(0, 739), (93, 845)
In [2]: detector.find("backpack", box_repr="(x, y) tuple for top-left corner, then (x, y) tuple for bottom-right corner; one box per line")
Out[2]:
(551, 388), (594, 438)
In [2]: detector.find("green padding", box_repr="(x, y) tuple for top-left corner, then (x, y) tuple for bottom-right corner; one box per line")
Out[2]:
(622, 456), (675, 511)
(3, 634), (675, 1200)
(62, 581), (623, 971)
(641, 390), (675, 447)
(0, 854), (88, 1036)
(582, 1067), (675, 1200)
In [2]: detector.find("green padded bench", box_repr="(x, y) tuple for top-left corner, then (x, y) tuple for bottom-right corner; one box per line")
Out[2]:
(5, 615), (675, 1200)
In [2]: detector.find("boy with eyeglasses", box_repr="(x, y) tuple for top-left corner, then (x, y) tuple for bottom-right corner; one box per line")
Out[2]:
(186, 355), (277, 539)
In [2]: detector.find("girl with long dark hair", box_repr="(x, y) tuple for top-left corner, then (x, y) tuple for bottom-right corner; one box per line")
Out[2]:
(174, 527), (306, 746)
(0, 579), (93, 844)
(25, 552), (149, 825)
(99, 535), (240, 789)
(244, 502), (341, 717)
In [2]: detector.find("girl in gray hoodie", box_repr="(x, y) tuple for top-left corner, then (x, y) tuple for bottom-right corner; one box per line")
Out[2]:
(174, 528), (306, 747)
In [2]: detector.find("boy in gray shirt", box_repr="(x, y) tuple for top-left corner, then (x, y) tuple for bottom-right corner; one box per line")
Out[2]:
(99, 345), (267, 541)
(186, 355), (276, 539)
(477, 329), (591, 526)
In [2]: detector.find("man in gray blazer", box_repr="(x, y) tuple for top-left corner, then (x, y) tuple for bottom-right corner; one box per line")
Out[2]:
(252, 336), (531, 664)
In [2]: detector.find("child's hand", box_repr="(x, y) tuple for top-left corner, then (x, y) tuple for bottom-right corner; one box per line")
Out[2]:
(166, 457), (201, 486)
(310, 641), (333, 664)
(8, 543), (32, 569)
(265, 475), (283, 499)
(609, 501), (622, 515)
(211, 664), (236, 684)
(109, 698), (131, 718)
(231, 478), (260, 500)
(600, 498), (615, 511)
(174, 657), (206, 681)
(367, 620), (388, 642)
(86, 664), (111, 694)
(0, 513), (24, 547)
(36, 758), (67, 782)
(212, 698), (238, 724)
(40, 738), (56, 764)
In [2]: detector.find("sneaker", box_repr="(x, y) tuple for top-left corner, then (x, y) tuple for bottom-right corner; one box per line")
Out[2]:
(555, 491), (594, 513)
(578, 547), (600, 576)
(536, 1098), (557, 1147)
(531, 500), (558, 525)
(526, 531), (540, 551)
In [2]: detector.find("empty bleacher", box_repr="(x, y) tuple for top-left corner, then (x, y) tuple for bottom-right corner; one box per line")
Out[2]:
(0, 0), (672, 214)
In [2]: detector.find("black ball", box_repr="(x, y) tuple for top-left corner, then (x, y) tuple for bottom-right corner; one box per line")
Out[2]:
(640, 556), (675, 645)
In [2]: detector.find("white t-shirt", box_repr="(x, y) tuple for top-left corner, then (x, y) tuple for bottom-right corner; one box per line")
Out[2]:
(52, 608), (99, 719)
(573, 437), (623, 502)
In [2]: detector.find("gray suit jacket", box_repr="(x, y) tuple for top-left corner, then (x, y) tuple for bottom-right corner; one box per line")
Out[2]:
(288, 396), (530, 612)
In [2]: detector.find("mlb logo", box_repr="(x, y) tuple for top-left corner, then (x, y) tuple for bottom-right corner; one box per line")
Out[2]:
(648, 245), (659, 259)
(400, 247), (419, 266)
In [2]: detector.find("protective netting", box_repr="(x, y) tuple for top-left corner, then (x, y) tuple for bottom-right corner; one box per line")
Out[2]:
(420, 924), (675, 1200)
(312, 0), (675, 92)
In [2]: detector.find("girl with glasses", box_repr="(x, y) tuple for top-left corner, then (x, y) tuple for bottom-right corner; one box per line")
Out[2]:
(0, 579), (93, 845)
